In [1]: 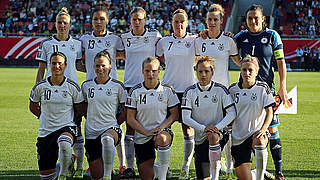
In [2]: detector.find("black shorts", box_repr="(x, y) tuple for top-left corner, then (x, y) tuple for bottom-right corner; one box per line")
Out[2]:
(176, 93), (183, 123)
(135, 128), (173, 165)
(194, 131), (229, 179)
(231, 135), (254, 168)
(85, 127), (122, 162)
(36, 126), (76, 171)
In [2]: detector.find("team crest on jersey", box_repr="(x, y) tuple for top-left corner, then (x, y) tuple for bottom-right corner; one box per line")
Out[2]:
(62, 91), (68, 98)
(261, 37), (268, 44)
(158, 94), (164, 102)
(144, 37), (149, 43)
(218, 44), (224, 51)
(105, 41), (111, 48)
(181, 98), (186, 106)
(106, 89), (112, 96)
(212, 95), (218, 103)
(185, 42), (191, 48)
(70, 44), (75, 51)
(126, 98), (132, 105)
(251, 93), (257, 101)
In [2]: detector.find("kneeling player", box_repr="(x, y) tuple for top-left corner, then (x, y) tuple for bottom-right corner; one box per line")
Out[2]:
(29, 52), (84, 180)
(182, 56), (236, 180)
(81, 51), (126, 180)
(126, 57), (179, 180)
(229, 55), (275, 180)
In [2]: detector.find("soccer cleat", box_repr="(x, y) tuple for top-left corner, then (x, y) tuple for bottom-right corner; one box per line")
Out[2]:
(103, 176), (112, 180)
(119, 165), (127, 174)
(57, 175), (67, 180)
(275, 172), (286, 180)
(120, 168), (135, 179)
(264, 171), (275, 180)
(178, 169), (189, 180)
(225, 171), (236, 180)
(167, 167), (173, 179)
(83, 168), (91, 177)
(73, 168), (83, 179)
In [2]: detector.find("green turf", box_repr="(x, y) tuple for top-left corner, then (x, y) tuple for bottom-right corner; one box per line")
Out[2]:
(0, 68), (319, 179)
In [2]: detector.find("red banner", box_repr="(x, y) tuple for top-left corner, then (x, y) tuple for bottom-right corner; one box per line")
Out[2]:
(0, 37), (319, 62)
(283, 39), (320, 62)
(0, 37), (45, 59)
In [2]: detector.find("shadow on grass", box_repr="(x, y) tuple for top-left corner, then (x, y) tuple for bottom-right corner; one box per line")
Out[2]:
(1, 169), (319, 179)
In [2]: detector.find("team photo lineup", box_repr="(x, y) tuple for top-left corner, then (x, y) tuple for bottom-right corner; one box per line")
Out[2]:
(25, 1), (292, 180)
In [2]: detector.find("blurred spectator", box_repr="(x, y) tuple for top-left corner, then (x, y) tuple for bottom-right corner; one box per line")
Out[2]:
(296, 45), (303, 69)
(312, 45), (319, 71)
(303, 44), (311, 71)
(286, 2), (295, 24)
(273, 5), (283, 28)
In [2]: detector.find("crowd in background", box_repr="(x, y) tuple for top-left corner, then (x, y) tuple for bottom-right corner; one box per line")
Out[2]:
(0, 0), (232, 37)
(273, 0), (320, 38)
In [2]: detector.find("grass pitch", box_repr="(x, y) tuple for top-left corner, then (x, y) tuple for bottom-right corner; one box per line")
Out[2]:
(0, 68), (319, 179)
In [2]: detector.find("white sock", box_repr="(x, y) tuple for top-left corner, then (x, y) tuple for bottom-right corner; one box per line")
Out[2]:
(251, 169), (257, 179)
(181, 136), (194, 173)
(101, 133), (115, 179)
(255, 145), (268, 180)
(57, 134), (73, 176)
(40, 172), (57, 180)
(157, 145), (170, 180)
(209, 144), (222, 180)
(225, 135), (233, 173)
(154, 161), (160, 179)
(124, 135), (135, 169)
(116, 130), (126, 168)
(73, 135), (84, 169)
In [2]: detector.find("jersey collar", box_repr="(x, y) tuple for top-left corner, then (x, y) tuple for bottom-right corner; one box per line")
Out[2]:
(48, 76), (66, 86)
(173, 32), (187, 39)
(92, 30), (109, 37)
(94, 77), (111, 85)
(208, 31), (222, 39)
(248, 28), (265, 36)
(197, 81), (214, 92)
(131, 28), (147, 36)
(143, 81), (160, 90)
(53, 35), (70, 41)
(238, 81), (256, 89)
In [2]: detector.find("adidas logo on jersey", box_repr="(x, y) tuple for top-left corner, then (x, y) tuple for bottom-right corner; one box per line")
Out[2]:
(204, 95), (209, 98)
(243, 39), (249, 43)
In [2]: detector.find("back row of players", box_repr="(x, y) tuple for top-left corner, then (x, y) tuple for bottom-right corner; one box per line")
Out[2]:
(30, 3), (288, 180)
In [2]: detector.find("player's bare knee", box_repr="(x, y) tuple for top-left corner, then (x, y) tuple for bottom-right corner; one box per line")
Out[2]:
(207, 132), (220, 145)
(155, 132), (171, 147)
(182, 123), (194, 136)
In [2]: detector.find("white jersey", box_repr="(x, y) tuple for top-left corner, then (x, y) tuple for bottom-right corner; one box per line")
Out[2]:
(156, 33), (197, 93)
(121, 28), (162, 87)
(228, 81), (275, 145)
(29, 77), (84, 137)
(181, 81), (234, 144)
(125, 82), (179, 144)
(195, 33), (238, 87)
(82, 78), (126, 139)
(80, 31), (124, 80)
(36, 36), (82, 84)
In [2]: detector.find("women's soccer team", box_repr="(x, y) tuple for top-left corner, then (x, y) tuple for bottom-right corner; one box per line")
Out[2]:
(29, 2), (288, 180)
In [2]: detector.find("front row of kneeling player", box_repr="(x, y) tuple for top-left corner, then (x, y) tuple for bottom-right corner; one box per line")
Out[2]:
(29, 51), (275, 180)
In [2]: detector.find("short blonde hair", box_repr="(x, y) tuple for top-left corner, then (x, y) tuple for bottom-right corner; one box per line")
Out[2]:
(240, 54), (260, 71)
(196, 55), (215, 72)
(207, 4), (224, 19)
(142, 57), (160, 70)
(172, 9), (188, 20)
(56, 7), (71, 23)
